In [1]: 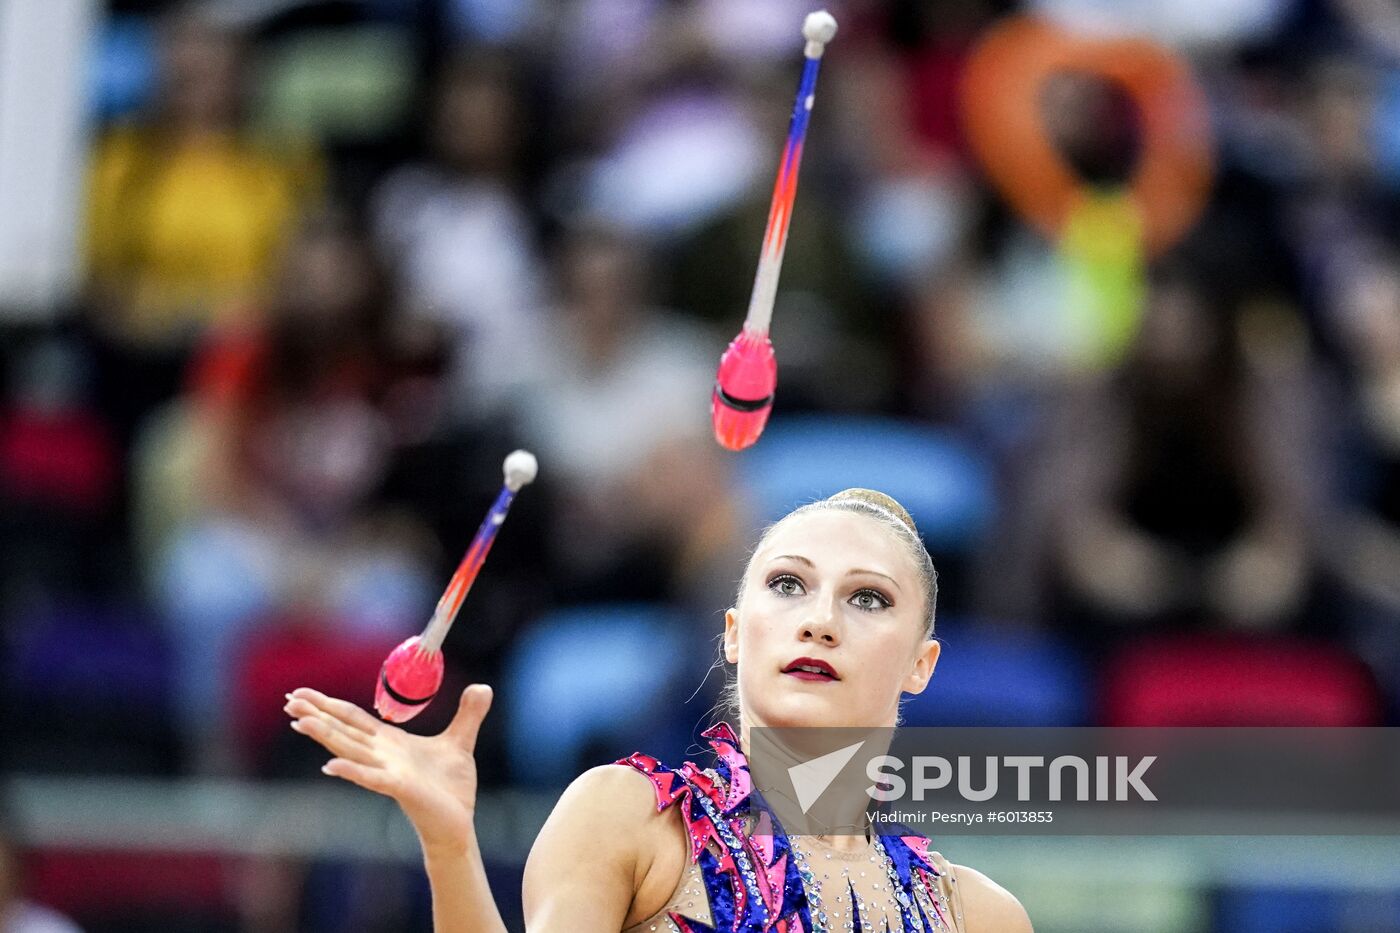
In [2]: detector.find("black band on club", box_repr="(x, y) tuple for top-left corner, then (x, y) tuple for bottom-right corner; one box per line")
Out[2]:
(380, 669), (436, 707)
(716, 385), (775, 413)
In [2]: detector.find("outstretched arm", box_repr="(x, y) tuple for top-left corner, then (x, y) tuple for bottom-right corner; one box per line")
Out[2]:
(286, 685), (507, 933)
(286, 686), (666, 932)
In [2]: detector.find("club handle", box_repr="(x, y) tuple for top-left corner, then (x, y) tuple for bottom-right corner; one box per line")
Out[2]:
(420, 483), (518, 652)
(743, 53), (825, 334)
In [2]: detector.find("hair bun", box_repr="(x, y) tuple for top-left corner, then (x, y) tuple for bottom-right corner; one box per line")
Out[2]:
(826, 488), (918, 535)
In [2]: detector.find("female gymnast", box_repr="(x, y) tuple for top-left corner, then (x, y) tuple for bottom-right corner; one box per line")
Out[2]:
(284, 488), (1034, 932)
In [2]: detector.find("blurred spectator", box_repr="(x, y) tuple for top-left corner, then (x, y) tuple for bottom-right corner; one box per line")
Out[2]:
(0, 342), (114, 518)
(83, 7), (322, 426)
(146, 212), (438, 768)
(695, 0), (849, 67)
(1305, 60), (1378, 191)
(1283, 60), (1400, 359)
(0, 338), (120, 607)
(949, 65), (1156, 378)
(548, 0), (665, 106)
(894, 0), (995, 162)
(518, 226), (743, 609)
(551, 0), (830, 109)
(1334, 0), (1400, 62)
(371, 48), (548, 424)
(1319, 252), (1400, 684)
(981, 261), (1320, 635)
(0, 808), (81, 933)
(833, 44), (975, 291)
(568, 39), (768, 241)
(894, 260), (1053, 462)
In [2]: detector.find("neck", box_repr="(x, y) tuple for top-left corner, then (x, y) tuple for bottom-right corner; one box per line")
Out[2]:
(737, 716), (895, 845)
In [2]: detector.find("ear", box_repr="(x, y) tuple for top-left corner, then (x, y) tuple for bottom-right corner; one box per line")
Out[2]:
(723, 607), (740, 664)
(902, 638), (941, 695)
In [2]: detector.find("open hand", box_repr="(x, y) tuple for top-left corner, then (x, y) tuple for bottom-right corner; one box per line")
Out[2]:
(284, 684), (493, 853)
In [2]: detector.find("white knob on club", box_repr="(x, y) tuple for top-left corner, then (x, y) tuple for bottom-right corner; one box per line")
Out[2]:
(503, 450), (538, 491)
(803, 10), (838, 57)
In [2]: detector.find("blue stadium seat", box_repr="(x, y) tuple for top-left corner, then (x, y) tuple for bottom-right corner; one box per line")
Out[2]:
(502, 604), (703, 786)
(1217, 885), (1400, 932)
(7, 603), (170, 712)
(4, 603), (176, 773)
(90, 16), (156, 121)
(898, 619), (1089, 727)
(734, 415), (996, 553)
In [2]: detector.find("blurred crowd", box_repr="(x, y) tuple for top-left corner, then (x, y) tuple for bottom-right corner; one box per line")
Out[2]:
(3, 0), (1400, 926)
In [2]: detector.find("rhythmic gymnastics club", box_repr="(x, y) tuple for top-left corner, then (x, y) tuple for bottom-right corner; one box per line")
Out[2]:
(374, 450), (539, 723)
(711, 10), (838, 451)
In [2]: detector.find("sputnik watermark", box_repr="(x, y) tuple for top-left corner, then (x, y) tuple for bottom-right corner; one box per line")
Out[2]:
(787, 747), (1154, 814)
(748, 726), (1400, 836)
(865, 755), (1156, 803)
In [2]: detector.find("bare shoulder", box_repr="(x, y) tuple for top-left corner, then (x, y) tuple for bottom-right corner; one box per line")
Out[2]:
(531, 763), (669, 862)
(555, 762), (665, 816)
(523, 764), (682, 930)
(948, 863), (1033, 933)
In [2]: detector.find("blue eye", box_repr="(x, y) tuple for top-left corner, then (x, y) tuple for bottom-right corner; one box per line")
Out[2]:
(850, 589), (892, 612)
(768, 574), (805, 597)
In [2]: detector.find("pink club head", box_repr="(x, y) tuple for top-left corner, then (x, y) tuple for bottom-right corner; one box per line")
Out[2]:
(375, 635), (445, 723)
(712, 329), (777, 451)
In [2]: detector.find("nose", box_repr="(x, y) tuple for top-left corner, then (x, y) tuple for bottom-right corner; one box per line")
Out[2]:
(800, 596), (842, 646)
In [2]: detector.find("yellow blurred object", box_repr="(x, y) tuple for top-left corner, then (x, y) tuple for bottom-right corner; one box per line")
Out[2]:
(1061, 189), (1147, 368)
(84, 126), (323, 347)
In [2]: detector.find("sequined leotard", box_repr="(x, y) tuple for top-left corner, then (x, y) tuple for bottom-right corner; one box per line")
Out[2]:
(617, 723), (967, 933)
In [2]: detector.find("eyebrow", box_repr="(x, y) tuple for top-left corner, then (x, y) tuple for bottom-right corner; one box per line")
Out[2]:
(768, 555), (903, 592)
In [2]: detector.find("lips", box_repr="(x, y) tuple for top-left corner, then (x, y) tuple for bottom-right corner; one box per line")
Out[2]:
(782, 657), (840, 681)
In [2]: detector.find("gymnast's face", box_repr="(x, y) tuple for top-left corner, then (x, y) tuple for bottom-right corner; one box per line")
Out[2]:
(724, 510), (940, 732)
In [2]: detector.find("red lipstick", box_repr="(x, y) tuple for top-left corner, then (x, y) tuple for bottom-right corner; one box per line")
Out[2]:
(782, 657), (840, 681)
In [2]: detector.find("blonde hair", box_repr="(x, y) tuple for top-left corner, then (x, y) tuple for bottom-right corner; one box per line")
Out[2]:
(718, 488), (939, 722)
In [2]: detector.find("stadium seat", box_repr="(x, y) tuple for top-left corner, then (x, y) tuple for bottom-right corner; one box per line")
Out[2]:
(1102, 634), (1383, 727)
(734, 415), (996, 553)
(3, 604), (177, 774)
(1216, 884), (1400, 933)
(898, 619), (1089, 726)
(230, 617), (403, 775)
(502, 604), (703, 786)
(90, 16), (156, 121)
(28, 849), (236, 928)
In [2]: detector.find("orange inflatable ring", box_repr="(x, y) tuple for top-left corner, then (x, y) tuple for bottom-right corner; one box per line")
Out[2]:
(961, 16), (1214, 257)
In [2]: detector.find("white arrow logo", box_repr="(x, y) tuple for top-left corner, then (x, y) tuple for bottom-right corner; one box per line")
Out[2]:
(788, 741), (866, 813)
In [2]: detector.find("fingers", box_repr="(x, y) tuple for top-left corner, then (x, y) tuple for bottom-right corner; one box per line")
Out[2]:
(322, 757), (395, 796)
(287, 687), (381, 737)
(289, 708), (382, 768)
(444, 684), (493, 753)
